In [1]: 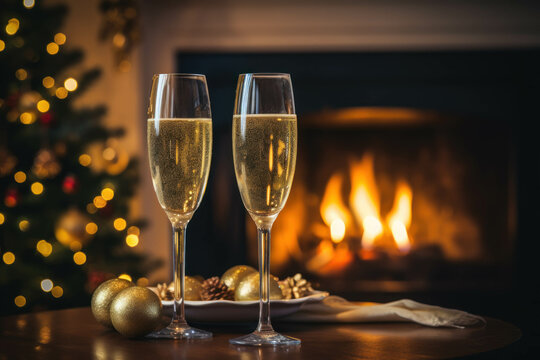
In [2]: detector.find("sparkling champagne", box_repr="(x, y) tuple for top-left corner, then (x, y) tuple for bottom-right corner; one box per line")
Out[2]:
(147, 118), (212, 214)
(233, 114), (297, 218)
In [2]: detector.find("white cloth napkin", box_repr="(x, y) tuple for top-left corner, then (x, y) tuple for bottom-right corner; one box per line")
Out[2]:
(283, 296), (485, 328)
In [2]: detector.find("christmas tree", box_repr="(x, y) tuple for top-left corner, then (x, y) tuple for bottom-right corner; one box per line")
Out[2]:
(0, 0), (159, 315)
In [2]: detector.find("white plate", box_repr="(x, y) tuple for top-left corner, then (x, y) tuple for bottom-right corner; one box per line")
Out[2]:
(154, 289), (328, 323)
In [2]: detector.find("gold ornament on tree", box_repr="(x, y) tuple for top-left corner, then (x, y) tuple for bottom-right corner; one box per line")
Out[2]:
(235, 272), (283, 301)
(91, 278), (134, 328)
(279, 273), (315, 300)
(55, 208), (91, 248)
(221, 265), (257, 292)
(110, 286), (162, 337)
(33, 148), (61, 178)
(200, 277), (234, 301)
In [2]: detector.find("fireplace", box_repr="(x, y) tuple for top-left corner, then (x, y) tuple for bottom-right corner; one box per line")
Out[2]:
(176, 50), (536, 302)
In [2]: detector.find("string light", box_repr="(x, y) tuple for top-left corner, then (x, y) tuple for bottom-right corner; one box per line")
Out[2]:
(31, 182), (44, 195)
(51, 286), (63, 298)
(19, 220), (30, 231)
(55, 87), (68, 99)
(73, 251), (86, 265)
(118, 274), (132, 281)
(0, 212), (5, 225)
(64, 78), (77, 91)
(0, 40), (5, 52)
(127, 226), (140, 236)
(41, 279), (53, 292)
(15, 68), (27, 80)
(85, 222), (98, 235)
(3, 252), (15, 265)
(23, 0), (35, 9)
(14, 296), (26, 307)
(6, 19), (20, 36)
(54, 33), (66, 45)
(20, 112), (35, 124)
(101, 188), (114, 201)
(93, 196), (107, 208)
(125, 234), (139, 247)
(113, 218), (126, 231)
(37, 100), (50, 113)
(14, 171), (26, 183)
(42, 76), (55, 88)
(37, 240), (53, 257)
(46, 42), (59, 55)
(78, 154), (92, 167)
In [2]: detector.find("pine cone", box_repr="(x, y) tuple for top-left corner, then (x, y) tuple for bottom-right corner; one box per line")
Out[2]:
(200, 277), (234, 300)
(156, 282), (173, 301)
(279, 273), (314, 300)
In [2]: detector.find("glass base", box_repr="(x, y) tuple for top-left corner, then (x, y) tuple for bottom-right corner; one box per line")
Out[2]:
(147, 322), (212, 340)
(229, 330), (301, 346)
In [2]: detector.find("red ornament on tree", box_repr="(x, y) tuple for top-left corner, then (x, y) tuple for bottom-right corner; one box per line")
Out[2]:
(40, 111), (54, 126)
(4, 188), (19, 207)
(62, 175), (78, 194)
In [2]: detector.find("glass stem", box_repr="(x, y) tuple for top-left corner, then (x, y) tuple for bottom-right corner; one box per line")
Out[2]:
(256, 226), (273, 333)
(172, 223), (188, 327)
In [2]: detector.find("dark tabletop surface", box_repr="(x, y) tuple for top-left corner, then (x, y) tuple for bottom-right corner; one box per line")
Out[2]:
(0, 307), (521, 360)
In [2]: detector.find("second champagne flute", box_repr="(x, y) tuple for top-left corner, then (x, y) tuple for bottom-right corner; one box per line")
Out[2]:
(146, 73), (212, 339)
(230, 73), (300, 346)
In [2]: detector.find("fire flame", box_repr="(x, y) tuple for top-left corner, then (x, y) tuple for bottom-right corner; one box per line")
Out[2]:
(320, 173), (351, 243)
(349, 154), (383, 249)
(386, 181), (413, 252)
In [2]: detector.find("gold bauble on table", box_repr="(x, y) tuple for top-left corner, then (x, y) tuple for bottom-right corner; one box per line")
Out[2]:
(185, 276), (203, 300)
(91, 278), (134, 328)
(110, 286), (163, 338)
(55, 208), (91, 248)
(221, 265), (257, 292)
(235, 272), (283, 301)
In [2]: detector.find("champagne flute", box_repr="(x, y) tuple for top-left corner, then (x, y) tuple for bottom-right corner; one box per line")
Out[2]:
(146, 74), (212, 339)
(230, 73), (299, 346)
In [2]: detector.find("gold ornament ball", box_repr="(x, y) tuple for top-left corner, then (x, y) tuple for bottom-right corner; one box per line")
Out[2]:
(185, 276), (203, 301)
(110, 286), (163, 338)
(54, 208), (91, 247)
(221, 265), (257, 292)
(235, 272), (283, 301)
(91, 278), (134, 328)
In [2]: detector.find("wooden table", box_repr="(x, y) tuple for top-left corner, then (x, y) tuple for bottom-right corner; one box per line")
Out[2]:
(0, 307), (521, 360)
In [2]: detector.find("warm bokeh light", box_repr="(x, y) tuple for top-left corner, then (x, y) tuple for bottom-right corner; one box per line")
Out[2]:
(113, 218), (126, 231)
(102, 147), (116, 161)
(73, 251), (86, 265)
(101, 188), (114, 201)
(85, 222), (98, 235)
(51, 286), (63, 298)
(78, 154), (92, 166)
(14, 171), (27, 183)
(86, 203), (97, 214)
(46, 42), (59, 55)
(55, 87), (68, 99)
(15, 68), (27, 80)
(64, 77), (78, 91)
(330, 219), (346, 243)
(54, 33), (66, 45)
(6, 18), (20, 35)
(23, 0), (35, 9)
(93, 196), (107, 208)
(125, 234), (139, 247)
(42, 76), (55, 88)
(0, 40), (5, 51)
(0, 212), (5, 225)
(113, 33), (126, 47)
(37, 100), (50, 113)
(20, 112), (35, 124)
(136, 277), (149, 287)
(14, 295), (26, 307)
(37, 240), (53, 257)
(18, 220), (30, 231)
(41, 279), (53, 292)
(31, 182), (44, 195)
(118, 274), (132, 282)
(127, 226), (140, 236)
(3, 252), (15, 265)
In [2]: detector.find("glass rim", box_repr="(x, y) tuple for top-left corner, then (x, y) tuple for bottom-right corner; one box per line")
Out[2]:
(239, 73), (291, 78)
(152, 73), (206, 79)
